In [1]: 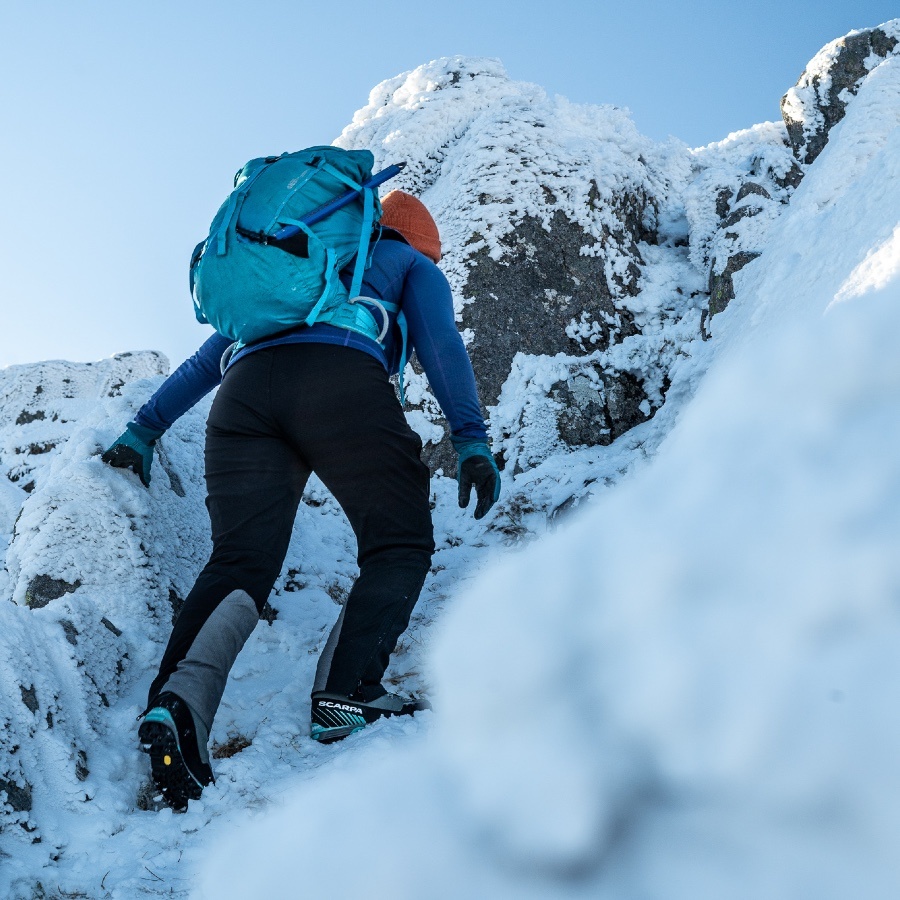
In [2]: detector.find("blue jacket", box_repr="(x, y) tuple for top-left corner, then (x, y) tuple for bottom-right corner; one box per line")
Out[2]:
(135, 235), (487, 440)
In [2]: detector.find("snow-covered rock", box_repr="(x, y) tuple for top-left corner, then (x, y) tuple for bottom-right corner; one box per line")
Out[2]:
(782, 19), (900, 165)
(338, 57), (704, 472)
(0, 351), (168, 494)
(0, 372), (211, 845)
(684, 122), (799, 325)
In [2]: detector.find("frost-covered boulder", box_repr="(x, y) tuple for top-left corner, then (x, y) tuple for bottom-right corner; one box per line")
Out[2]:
(782, 20), (900, 165)
(683, 123), (800, 327)
(0, 351), (168, 494)
(0, 362), (211, 837)
(0, 353), (367, 860)
(338, 58), (704, 472)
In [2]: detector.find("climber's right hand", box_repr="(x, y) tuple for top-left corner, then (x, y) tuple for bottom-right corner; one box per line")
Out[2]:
(451, 436), (501, 520)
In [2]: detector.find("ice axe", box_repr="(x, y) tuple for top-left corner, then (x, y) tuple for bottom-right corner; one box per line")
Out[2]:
(270, 162), (407, 243)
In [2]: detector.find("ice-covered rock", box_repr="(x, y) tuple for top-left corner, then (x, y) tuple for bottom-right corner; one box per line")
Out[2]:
(0, 351), (168, 494)
(683, 121), (799, 328)
(0, 362), (211, 838)
(338, 57), (704, 472)
(782, 20), (900, 165)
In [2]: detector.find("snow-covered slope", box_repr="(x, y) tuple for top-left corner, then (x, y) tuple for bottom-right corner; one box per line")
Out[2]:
(1, 20), (898, 899)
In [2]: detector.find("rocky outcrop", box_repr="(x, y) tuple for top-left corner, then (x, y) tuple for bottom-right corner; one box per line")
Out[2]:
(339, 57), (700, 472)
(782, 22), (900, 165)
(679, 21), (900, 336)
(682, 121), (800, 333)
(708, 250), (761, 320)
(459, 210), (641, 417)
(0, 361), (212, 836)
(340, 29), (899, 468)
(0, 352), (168, 494)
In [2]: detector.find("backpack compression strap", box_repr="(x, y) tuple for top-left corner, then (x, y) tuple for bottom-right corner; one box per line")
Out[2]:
(376, 300), (409, 405)
(214, 161), (275, 256)
(315, 161), (377, 300)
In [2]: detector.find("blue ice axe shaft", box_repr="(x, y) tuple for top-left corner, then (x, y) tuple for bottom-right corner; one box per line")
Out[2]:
(271, 162), (406, 242)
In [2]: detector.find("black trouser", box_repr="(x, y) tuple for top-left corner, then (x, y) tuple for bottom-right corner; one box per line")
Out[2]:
(147, 343), (434, 723)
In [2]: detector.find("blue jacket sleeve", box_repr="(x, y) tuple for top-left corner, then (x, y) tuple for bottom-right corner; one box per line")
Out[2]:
(401, 257), (487, 441)
(134, 333), (231, 433)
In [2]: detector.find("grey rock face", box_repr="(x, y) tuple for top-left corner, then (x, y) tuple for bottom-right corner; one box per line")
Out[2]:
(461, 210), (642, 411)
(553, 370), (647, 448)
(20, 685), (38, 713)
(420, 205), (652, 473)
(24, 574), (81, 609)
(708, 251), (762, 319)
(735, 182), (772, 204)
(782, 25), (899, 165)
(418, 196), (659, 475)
(0, 776), (32, 813)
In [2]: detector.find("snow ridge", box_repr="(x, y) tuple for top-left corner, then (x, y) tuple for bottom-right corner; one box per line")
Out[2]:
(340, 56), (714, 478)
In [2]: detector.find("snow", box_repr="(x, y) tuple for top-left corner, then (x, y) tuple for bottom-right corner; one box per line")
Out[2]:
(1, 31), (899, 900)
(337, 55), (678, 311)
(832, 222), (900, 306)
(780, 18), (900, 163)
(0, 479), (24, 581)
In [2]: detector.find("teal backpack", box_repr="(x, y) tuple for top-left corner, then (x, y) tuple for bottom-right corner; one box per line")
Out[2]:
(192, 146), (396, 347)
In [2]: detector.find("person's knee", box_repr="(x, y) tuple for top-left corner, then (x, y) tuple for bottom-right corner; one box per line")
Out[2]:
(358, 543), (433, 578)
(203, 547), (282, 610)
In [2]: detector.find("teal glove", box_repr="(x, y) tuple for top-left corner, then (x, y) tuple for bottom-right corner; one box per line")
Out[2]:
(102, 422), (163, 487)
(451, 436), (501, 520)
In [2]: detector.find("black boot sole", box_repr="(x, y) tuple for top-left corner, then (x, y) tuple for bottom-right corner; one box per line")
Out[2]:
(138, 716), (204, 811)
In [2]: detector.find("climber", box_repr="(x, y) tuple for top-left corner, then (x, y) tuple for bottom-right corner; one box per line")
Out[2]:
(103, 188), (500, 809)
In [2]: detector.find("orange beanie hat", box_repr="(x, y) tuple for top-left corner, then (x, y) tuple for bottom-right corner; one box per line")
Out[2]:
(380, 191), (442, 263)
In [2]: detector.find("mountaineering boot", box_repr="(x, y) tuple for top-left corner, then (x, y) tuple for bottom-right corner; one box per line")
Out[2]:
(138, 691), (213, 810)
(310, 691), (431, 744)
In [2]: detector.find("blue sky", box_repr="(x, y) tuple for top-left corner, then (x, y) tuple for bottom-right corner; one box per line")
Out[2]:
(1, 0), (896, 369)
